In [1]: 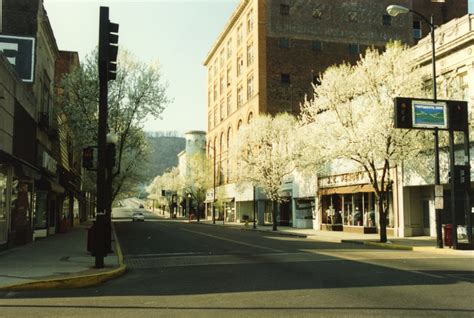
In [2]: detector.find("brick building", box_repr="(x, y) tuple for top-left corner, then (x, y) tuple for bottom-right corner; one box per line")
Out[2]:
(203, 0), (467, 225)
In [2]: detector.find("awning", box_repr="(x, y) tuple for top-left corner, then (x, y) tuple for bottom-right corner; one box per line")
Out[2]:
(36, 177), (65, 194)
(319, 184), (374, 195)
(0, 150), (42, 180)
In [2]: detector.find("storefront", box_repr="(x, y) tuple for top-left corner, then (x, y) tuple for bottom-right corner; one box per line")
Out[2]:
(0, 164), (12, 248)
(317, 171), (396, 235)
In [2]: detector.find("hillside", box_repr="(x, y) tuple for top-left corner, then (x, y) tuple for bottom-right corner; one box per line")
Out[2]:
(143, 132), (185, 182)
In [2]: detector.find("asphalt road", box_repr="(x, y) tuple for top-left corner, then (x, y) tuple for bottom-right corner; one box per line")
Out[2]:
(1, 216), (473, 318)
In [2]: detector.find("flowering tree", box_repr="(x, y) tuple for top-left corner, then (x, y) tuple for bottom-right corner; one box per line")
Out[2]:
(231, 113), (301, 231)
(182, 153), (213, 219)
(60, 49), (170, 202)
(146, 167), (183, 212)
(300, 42), (433, 242)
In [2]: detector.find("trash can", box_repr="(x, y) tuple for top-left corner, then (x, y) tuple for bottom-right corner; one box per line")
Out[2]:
(444, 224), (453, 248)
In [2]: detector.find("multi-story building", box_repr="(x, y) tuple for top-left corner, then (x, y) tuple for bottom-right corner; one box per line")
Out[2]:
(204, 0), (468, 226)
(0, 0), (82, 248)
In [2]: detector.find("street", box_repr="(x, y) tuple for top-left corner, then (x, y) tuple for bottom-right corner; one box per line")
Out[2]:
(0, 211), (473, 317)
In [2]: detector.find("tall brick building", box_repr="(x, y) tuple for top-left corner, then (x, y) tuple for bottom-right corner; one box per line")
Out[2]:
(203, 0), (467, 223)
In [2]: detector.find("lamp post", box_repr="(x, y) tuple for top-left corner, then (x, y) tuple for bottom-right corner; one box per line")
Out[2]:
(387, 5), (443, 248)
(208, 143), (217, 224)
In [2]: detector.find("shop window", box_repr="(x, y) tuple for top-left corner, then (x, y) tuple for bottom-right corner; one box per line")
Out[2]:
(34, 191), (48, 229)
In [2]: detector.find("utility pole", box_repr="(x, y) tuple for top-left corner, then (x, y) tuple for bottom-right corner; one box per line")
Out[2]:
(96, 6), (119, 268)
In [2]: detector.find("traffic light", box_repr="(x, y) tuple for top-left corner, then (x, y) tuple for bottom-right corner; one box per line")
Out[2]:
(447, 101), (468, 132)
(394, 97), (413, 129)
(99, 7), (119, 82)
(82, 147), (97, 170)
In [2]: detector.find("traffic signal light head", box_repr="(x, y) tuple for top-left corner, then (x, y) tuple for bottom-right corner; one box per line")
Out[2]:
(99, 7), (119, 81)
(448, 101), (468, 132)
(394, 97), (413, 129)
(82, 147), (97, 170)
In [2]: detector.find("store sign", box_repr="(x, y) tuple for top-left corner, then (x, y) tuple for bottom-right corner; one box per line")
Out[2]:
(319, 171), (370, 188)
(412, 100), (447, 129)
(0, 35), (35, 82)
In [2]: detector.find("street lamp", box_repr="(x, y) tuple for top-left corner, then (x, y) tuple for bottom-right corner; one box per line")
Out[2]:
(208, 143), (217, 224)
(387, 5), (443, 248)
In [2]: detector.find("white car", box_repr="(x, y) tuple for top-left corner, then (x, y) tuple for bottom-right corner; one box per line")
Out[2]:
(132, 212), (145, 222)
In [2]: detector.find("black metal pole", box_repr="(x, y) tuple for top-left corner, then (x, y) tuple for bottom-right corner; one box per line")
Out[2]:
(213, 145), (216, 224)
(95, 6), (109, 268)
(253, 185), (256, 229)
(449, 129), (458, 249)
(464, 129), (472, 245)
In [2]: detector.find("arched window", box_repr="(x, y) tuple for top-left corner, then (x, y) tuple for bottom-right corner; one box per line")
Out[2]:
(237, 119), (243, 131)
(247, 112), (253, 123)
(226, 127), (232, 149)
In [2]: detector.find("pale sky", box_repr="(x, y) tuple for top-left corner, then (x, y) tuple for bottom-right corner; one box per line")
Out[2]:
(43, 0), (239, 134)
(43, 0), (473, 134)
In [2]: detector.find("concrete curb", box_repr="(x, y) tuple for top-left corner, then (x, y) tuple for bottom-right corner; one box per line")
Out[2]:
(341, 240), (413, 250)
(0, 224), (127, 291)
(192, 221), (309, 238)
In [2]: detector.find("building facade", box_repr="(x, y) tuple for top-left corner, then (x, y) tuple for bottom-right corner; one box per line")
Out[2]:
(0, 0), (82, 249)
(204, 0), (467, 227)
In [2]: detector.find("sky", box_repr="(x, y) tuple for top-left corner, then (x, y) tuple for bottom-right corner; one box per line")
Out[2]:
(43, 0), (473, 134)
(43, 0), (239, 134)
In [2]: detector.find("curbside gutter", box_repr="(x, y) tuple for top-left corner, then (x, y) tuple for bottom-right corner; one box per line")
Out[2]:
(0, 223), (127, 291)
(341, 240), (413, 250)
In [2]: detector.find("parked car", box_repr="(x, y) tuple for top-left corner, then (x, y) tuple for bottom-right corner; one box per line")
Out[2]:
(132, 212), (145, 222)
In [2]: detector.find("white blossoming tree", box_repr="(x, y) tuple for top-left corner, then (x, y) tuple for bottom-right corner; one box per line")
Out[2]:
(231, 113), (301, 231)
(300, 42), (433, 242)
(146, 167), (183, 213)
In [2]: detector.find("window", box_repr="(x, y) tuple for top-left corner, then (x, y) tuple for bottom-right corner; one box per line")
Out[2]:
(413, 20), (422, 39)
(382, 14), (391, 26)
(209, 66), (213, 82)
(213, 60), (218, 76)
(247, 75), (254, 99)
(220, 75), (225, 95)
(220, 100), (225, 121)
(247, 42), (254, 66)
(226, 66), (232, 86)
(248, 112), (253, 123)
(279, 37), (290, 49)
(281, 73), (290, 84)
(237, 23), (243, 46)
(208, 112), (212, 130)
(227, 38), (232, 59)
(237, 119), (243, 131)
(349, 43), (359, 54)
(213, 106), (218, 127)
(312, 41), (322, 51)
(213, 83), (218, 101)
(237, 85), (244, 107)
(220, 50), (225, 68)
(227, 94), (232, 116)
(247, 9), (254, 34)
(237, 54), (243, 77)
(208, 89), (212, 106)
(280, 4), (289, 15)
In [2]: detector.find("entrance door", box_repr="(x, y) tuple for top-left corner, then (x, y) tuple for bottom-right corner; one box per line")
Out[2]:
(280, 201), (291, 226)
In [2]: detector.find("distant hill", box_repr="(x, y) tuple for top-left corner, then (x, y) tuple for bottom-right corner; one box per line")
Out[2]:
(143, 131), (185, 181)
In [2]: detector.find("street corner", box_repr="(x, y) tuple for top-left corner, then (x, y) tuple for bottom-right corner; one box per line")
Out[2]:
(0, 264), (127, 291)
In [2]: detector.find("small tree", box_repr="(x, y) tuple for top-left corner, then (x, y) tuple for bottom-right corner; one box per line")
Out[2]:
(60, 49), (170, 203)
(231, 113), (301, 231)
(300, 42), (433, 242)
(182, 153), (213, 220)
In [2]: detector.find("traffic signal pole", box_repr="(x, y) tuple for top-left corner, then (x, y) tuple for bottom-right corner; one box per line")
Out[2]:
(95, 6), (119, 268)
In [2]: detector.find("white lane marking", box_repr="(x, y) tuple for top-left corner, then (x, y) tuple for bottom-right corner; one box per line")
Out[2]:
(181, 228), (284, 253)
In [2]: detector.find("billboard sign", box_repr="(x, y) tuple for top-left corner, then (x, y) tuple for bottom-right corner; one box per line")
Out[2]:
(412, 100), (448, 129)
(0, 35), (35, 82)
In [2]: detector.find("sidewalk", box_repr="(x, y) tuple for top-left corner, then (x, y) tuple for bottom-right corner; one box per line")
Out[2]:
(0, 222), (125, 291)
(193, 219), (474, 256)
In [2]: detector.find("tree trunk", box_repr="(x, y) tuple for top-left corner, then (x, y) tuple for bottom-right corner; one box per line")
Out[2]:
(377, 195), (387, 243)
(272, 200), (278, 231)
